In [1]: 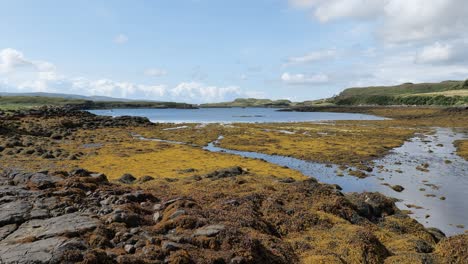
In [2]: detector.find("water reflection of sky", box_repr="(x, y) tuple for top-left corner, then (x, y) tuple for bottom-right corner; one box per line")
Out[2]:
(205, 128), (468, 236)
(89, 108), (385, 123)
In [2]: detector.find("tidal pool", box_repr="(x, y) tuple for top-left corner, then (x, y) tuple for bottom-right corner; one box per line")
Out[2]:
(203, 128), (468, 236)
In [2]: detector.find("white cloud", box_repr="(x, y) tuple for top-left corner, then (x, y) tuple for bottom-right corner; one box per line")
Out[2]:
(286, 49), (337, 65)
(171, 82), (243, 103)
(415, 42), (453, 64)
(347, 52), (468, 88)
(114, 34), (128, 44)
(281, 72), (329, 85)
(289, 0), (468, 44)
(0, 48), (255, 103)
(144, 68), (168, 77)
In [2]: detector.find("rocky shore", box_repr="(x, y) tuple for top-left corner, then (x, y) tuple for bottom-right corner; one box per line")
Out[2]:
(0, 107), (467, 263)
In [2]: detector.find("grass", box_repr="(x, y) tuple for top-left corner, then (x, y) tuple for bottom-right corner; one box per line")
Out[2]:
(0, 96), (87, 110)
(0, 95), (194, 110)
(332, 80), (468, 106)
(454, 140), (468, 160)
(200, 98), (293, 108)
(339, 80), (467, 97)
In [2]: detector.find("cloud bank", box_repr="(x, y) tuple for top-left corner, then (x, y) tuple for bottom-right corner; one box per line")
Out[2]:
(0, 48), (252, 103)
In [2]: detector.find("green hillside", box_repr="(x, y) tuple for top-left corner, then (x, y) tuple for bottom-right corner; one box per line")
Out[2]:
(0, 96), (195, 110)
(201, 98), (293, 108)
(333, 80), (468, 106)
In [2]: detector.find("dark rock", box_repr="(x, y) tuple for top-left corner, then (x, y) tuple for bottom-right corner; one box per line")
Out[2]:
(391, 185), (405, 192)
(70, 168), (92, 177)
(426, 227), (446, 243)
(110, 211), (141, 227)
(124, 244), (136, 254)
(161, 241), (183, 252)
(90, 173), (109, 183)
(277, 177), (295, 183)
(139, 175), (155, 183)
(119, 174), (137, 184)
(203, 166), (247, 180)
(50, 133), (63, 140)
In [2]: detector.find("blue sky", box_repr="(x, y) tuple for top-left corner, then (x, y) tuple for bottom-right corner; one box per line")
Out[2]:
(1, 0), (468, 103)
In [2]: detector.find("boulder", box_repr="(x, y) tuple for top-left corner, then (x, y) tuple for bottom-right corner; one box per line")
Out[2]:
(203, 166), (247, 180)
(118, 173), (137, 184)
(194, 224), (225, 237)
(0, 200), (32, 226)
(3, 213), (99, 242)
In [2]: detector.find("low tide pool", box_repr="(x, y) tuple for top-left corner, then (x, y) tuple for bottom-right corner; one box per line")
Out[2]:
(204, 128), (467, 236)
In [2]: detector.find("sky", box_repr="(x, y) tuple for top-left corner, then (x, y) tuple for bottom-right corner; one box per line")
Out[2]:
(1, 0), (468, 103)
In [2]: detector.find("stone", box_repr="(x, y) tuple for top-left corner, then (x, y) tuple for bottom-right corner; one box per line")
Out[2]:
(391, 185), (405, 192)
(169, 210), (186, 220)
(278, 177), (295, 183)
(70, 168), (91, 177)
(90, 173), (108, 183)
(203, 166), (247, 180)
(0, 200), (32, 226)
(194, 224), (225, 237)
(118, 173), (136, 184)
(139, 175), (155, 183)
(110, 211), (141, 227)
(0, 237), (76, 264)
(3, 213), (99, 242)
(153, 212), (161, 223)
(124, 244), (136, 254)
(0, 224), (17, 240)
(427, 227), (446, 243)
(161, 241), (183, 252)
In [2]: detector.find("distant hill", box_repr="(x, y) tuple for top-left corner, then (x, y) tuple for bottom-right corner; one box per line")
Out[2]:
(0, 92), (137, 102)
(201, 98), (293, 108)
(333, 80), (468, 106)
(0, 94), (195, 110)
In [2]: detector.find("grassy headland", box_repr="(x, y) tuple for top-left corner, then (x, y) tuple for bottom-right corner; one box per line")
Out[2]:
(0, 95), (196, 110)
(200, 98), (294, 108)
(331, 80), (468, 106)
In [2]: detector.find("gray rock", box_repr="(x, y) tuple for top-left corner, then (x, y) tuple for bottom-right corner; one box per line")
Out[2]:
(0, 237), (69, 264)
(161, 241), (183, 251)
(0, 200), (32, 226)
(153, 212), (161, 223)
(4, 213), (99, 242)
(118, 173), (136, 184)
(0, 224), (17, 240)
(168, 209), (186, 220)
(153, 203), (162, 211)
(194, 224), (225, 237)
(124, 244), (136, 254)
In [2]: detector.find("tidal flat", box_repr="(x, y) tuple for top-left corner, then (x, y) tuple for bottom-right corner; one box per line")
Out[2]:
(0, 106), (467, 263)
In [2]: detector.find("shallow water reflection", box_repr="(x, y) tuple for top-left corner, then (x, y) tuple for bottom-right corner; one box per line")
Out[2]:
(204, 128), (468, 236)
